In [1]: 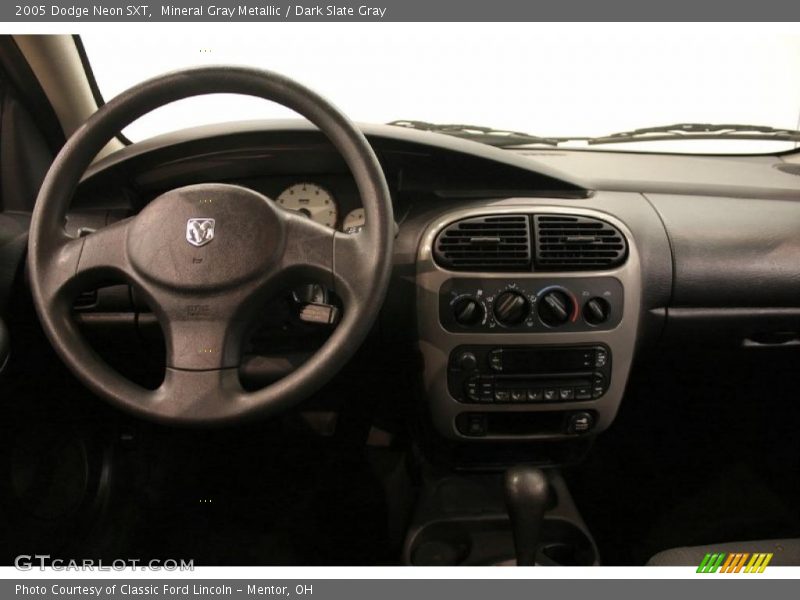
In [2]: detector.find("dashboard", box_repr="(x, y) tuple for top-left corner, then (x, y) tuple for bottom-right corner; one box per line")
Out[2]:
(42, 119), (800, 445)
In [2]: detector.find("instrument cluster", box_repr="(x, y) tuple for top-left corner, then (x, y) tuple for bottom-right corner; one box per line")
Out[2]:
(275, 181), (364, 233)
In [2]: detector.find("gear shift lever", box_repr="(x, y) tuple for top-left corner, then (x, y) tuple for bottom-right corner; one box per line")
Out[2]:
(504, 466), (549, 566)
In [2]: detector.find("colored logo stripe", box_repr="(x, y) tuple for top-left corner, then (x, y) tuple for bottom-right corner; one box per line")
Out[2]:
(697, 552), (773, 573)
(697, 553), (726, 573)
(721, 553), (749, 573)
(745, 553), (773, 573)
(733, 553), (750, 573)
(721, 553), (736, 573)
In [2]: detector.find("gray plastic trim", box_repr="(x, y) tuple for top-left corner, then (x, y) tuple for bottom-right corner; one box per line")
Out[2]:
(416, 198), (642, 441)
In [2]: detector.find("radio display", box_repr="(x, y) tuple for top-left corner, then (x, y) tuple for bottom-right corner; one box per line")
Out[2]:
(499, 348), (594, 374)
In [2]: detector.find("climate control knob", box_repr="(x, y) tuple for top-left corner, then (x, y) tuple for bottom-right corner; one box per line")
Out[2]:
(452, 297), (485, 326)
(493, 291), (530, 326)
(583, 297), (611, 325)
(537, 289), (574, 327)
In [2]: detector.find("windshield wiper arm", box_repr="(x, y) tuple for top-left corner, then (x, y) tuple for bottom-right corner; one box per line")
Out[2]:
(389, 120), (800, 148)
(388, 120), (559, 147)
(587, 122), (800, 145)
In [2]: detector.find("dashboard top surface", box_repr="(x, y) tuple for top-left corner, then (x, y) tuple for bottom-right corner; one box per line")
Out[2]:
(80, 119), (800, 202)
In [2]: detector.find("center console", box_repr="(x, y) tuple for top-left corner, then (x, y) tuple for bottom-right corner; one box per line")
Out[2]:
(416, 203), (641, 441)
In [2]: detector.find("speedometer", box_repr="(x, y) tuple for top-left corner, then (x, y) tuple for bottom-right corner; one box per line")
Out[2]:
(276, 183), (338, 228)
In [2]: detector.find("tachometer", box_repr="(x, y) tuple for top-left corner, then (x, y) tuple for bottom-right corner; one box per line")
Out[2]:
(342, 208), (366, 233)
(276, 183), (338, 228)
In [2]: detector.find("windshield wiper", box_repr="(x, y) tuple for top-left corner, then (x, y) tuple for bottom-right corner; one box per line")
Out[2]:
(586, 122), (800, 145)
(388, 120), (559, 147)
(389, 120), (800, 149)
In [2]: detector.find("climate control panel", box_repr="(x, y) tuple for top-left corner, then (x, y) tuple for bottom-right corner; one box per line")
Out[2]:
(439, 277), (623, 333)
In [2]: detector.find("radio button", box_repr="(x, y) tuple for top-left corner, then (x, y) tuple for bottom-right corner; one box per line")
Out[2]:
(494, 389), (510, 402)
(511, 389), (527, 402)
(575, 386), (592, 400)
(464, 378), (480, 401)
(559, 388), (575, 401)
(543, 388), (558, 402)
(489, 350), (503, 371)
(595, 349), (608, 368)
(466, 415), (488, 436)
(527, 389), (543, 401)
(566, 412), (595, 434)
(479, 381), (494, 402)
(592, 385), (605, 399)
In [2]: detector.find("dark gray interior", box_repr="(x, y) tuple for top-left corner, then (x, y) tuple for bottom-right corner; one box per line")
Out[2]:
(1, 36), (799, 567)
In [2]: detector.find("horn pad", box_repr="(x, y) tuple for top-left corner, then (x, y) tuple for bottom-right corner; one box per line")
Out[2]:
(127, 184), (285, 292)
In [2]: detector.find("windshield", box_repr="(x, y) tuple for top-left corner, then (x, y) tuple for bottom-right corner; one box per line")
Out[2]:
(82, 25), (800, 154)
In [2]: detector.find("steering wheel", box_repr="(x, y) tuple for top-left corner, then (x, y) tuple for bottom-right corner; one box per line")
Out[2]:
(27, 67), (394, 425)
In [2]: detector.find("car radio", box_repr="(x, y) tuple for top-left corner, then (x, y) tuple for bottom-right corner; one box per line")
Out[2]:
(447, 344), (611, 404)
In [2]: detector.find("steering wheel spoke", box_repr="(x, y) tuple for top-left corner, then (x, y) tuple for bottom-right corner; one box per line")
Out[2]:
(275, 209), (336, 287)
(154, 367), (245, 422)
(332, 231), (380, 303)
(158, 301), (248, 371)
(41, 218), (132, 310)
(275, 213), (379, 308)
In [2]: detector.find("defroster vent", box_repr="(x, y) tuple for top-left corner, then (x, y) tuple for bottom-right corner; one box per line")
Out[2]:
(534, 214), (627, 269)
(434, 215), (531, 271)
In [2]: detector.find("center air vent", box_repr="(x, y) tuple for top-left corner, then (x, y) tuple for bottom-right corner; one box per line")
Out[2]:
(434, 215), (531, 271)
(533, 214), (628, 270)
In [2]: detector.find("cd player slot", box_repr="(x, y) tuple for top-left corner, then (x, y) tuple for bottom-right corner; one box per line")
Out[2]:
(494, 373), (593, 387)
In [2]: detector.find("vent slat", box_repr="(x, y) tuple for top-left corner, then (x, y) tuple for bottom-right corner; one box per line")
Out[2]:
(434, 215), (531, 271)
(533, 214), (628, 270)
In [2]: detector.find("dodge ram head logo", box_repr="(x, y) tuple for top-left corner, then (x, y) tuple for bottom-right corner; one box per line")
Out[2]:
(186, 218), (215, 247)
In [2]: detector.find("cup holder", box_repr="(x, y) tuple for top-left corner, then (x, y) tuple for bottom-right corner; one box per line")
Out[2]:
(411, 537), (471, 566)
(407, 517), (597, 566)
